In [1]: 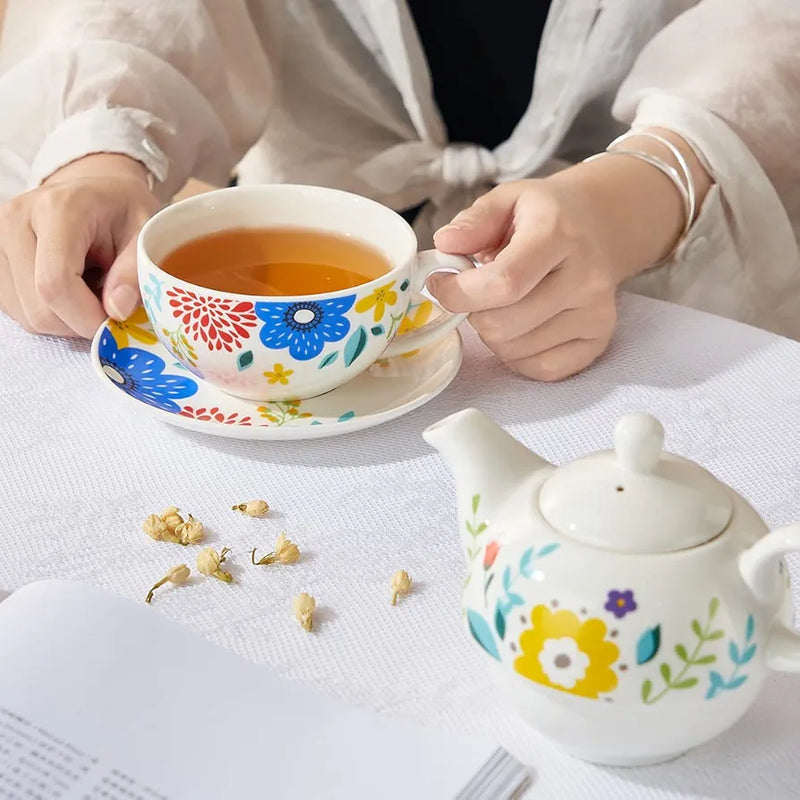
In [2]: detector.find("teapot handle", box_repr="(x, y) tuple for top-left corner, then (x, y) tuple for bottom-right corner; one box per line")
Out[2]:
(739, 523), (800, 673)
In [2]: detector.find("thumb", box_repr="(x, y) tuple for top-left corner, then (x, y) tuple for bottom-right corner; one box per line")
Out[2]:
(103, 234), (140, 321)
(433, 186), (517, 256)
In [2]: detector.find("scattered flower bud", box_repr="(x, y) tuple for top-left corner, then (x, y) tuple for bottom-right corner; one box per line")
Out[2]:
(251, 533), (300, 566)
(145, 564), (191, 604)
(176, 515), (205, 546)
(390, 570), (412, 605)
(196, 546), (233, 583)
(232, 500), (270, 517)
(161, 508), (185, 534)
(143, 514), (169, 542)
(143, 508), (204, 545)
(293, 593), (316, 631)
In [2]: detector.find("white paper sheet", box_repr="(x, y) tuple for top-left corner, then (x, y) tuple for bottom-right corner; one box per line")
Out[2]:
(0, 581), (526, 799)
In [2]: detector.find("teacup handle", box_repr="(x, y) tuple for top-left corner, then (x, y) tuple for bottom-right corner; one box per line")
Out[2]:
(381, 249), (473, 359)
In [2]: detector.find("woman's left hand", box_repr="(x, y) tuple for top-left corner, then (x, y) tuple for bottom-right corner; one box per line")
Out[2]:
(429, 137), (700, 381)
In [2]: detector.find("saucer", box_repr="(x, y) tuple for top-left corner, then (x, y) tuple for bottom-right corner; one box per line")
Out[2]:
(90, 297), (463, 440)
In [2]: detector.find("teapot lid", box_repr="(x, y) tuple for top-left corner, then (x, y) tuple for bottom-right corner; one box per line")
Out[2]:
(538, 414), (733, 553)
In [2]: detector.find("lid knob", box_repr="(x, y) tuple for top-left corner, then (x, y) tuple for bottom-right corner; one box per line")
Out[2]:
(615, 414), (664, 474)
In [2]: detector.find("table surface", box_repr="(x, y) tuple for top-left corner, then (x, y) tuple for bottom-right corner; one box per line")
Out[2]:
(1, 293), (799, 800)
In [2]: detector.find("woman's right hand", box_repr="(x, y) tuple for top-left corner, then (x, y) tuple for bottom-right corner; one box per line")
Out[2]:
(0, 153), (160, 338)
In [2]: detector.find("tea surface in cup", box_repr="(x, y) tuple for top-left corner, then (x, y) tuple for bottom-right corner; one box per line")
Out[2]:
(159, 226), (391, 296)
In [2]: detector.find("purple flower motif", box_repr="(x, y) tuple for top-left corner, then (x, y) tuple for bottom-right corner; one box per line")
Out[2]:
(605, 589), (637, 619)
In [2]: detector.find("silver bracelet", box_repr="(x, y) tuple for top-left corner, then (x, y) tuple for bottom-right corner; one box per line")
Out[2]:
(608, 130), (696, 228)
(582, 149), (692, 243)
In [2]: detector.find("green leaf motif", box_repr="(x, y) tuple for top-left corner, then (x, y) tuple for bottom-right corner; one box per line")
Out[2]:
(318, 351), (339, 369)
(476, 522), (488, 534)
(636, 626), (661, 665)
(467, 609), (500, 660)
(660, 663), (672, 683)
(674, 678), (699, 690)
(709, 597), (720, 619)
(472, 494), (480, 515)
(694, 654), (717, 665)
(706, 630), (725, 641)
(494, 604), (507, 641)
(675, 644), (689, 662)
(641, 680), (653, 703)
(237, 350), (254, 371)
(343, 326), (368, 367)
(691, 620), (703, 639)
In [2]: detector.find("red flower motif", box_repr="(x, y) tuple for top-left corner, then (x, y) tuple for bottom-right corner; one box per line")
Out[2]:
(483, 541), (501, 569)
(167, 288), (257, 352)
(179, 406), (252, 425)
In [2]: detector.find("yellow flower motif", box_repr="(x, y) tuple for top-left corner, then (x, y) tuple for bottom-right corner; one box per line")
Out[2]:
(514, 605), (619, 699)
(257, 400), (313, 426)
(109, 307), (158, 347)
(355, 281), (398, 322)
(397, 300), (434, 359)
(162, 327), (198, 366)
(398, 301), (433, 335)
(264, 363), (294, 385)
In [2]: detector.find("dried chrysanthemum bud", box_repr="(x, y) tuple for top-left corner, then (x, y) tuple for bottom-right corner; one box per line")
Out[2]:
(251, 533), (300, 566)
(293, 593), (316, 632)
(176, 515), (204, 546)
(390, 570), (412, 605)
(145, 564), (191, 603)
(196, 546), (233, 583)
(232, 500), (270, 517)
(143, 514), (169, 542)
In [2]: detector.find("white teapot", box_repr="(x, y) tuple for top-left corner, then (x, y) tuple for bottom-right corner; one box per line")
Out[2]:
(424, 409), (800, 766)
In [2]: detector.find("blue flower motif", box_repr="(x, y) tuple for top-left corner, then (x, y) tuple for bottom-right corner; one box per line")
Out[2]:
(98, 328), (198, 412)
(255, 296), (355, 361)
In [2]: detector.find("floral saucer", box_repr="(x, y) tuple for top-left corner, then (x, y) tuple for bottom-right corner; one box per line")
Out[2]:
(90, 298), (463, 440)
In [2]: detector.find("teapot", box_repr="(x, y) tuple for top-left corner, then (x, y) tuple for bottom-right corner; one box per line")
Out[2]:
(424, 409), (800, 766)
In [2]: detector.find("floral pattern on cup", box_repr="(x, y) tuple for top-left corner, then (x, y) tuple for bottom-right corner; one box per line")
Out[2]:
(97, 328), (198, 412)
(355, 281), (398, 322)
(264, 363), (294, 386)
(255, 296), (356, 361)
(514, 605), (620, 699)
(167, 288), (257, 352)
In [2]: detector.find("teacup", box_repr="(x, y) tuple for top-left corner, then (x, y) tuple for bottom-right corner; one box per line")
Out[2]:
(138, 185), (473, 401)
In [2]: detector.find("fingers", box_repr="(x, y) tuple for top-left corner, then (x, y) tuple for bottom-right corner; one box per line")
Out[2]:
(0, 251), (25, 326)
(483, 305), (616, 364)
(509, 338), (611, 382)
(5, 221), (75, 336)
(433, 185), (518, 256)
(103, 235), (141, 321)
(32, 209), (107, 338)
(428, 195), (569, 314)
(468, 268), (570, 344)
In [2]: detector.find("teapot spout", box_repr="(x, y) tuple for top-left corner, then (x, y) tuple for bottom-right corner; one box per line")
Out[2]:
(424, 408), (552, 544)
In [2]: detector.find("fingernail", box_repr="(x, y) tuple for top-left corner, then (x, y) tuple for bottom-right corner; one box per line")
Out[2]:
(434, 222), (464, 238)
(107, 285), (139, 321)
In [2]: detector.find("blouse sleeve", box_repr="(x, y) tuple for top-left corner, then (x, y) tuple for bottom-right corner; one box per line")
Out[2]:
(0, 0), (274, 201)
(612, 0), (800, 339)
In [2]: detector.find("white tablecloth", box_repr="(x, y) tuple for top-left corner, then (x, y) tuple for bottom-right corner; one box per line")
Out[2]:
(1, 293), (799, 799)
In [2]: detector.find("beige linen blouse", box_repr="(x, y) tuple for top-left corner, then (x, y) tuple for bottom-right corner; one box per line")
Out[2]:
(0, 0), (797, 337)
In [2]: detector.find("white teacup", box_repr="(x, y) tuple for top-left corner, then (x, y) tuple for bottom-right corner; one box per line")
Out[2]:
(138, 185), (473, 401)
